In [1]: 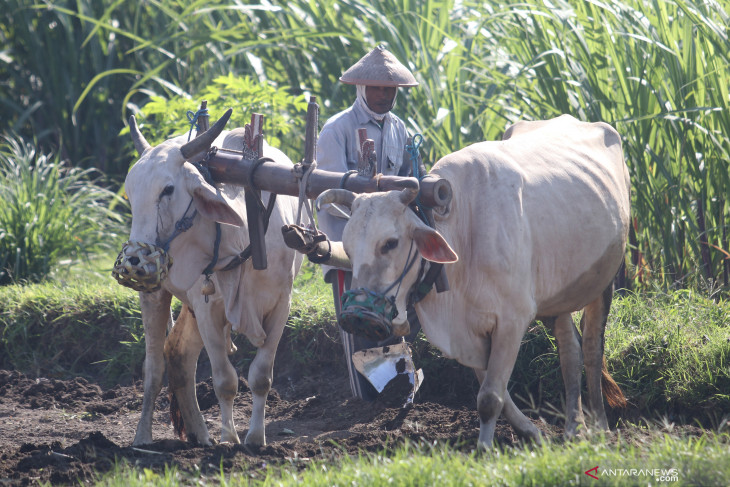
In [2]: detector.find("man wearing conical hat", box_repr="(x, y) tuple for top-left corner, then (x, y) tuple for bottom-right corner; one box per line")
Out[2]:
(316, 45), (422, 402)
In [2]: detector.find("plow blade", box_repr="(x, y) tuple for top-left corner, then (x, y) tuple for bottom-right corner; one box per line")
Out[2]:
(352, 341), (423, 406)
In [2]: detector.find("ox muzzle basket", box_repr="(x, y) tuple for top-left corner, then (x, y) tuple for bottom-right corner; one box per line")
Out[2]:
(339, 288), (398, 342)
(112, 241), (173, 293)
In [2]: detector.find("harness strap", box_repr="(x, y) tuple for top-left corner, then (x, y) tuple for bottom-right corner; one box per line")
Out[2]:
(408, 261), (444, 306)
(219, 191), (277, 272)
(339, 170), (358, 189)
(193, 152), (278, 276)
(243, 156), (277, 215)
(383, 240), (419, 297)
(202, 222), (222, 277)
(157, 199), (197, 252)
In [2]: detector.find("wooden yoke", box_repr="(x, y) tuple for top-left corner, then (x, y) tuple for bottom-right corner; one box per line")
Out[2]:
(206, 151), (452, 209)
(203, 97), (453, 271)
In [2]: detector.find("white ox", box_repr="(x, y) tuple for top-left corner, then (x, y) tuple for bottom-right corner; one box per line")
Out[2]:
(322, 115), (630, 447)
(117, 110), (303, 446)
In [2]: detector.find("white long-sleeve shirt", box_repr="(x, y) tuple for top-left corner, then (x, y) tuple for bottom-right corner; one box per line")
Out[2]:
(316, 99), (412, 276)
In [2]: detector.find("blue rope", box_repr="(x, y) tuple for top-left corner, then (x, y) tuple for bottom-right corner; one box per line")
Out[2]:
(405, 133), (431, 223)
(407, 133), (424, 180)
(186, 108), (209, 141)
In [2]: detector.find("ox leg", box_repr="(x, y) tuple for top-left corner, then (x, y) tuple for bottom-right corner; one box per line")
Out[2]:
(474, 369), (541, 442)
(133, 289), (173, 446)
(477, 324), (526, 448)
(581, 284), (625, 431)
(195, 301), (241, 444)
(544, 314), (585, 439)
(245, 305), (289, 446)
(164, 305), (210, 445)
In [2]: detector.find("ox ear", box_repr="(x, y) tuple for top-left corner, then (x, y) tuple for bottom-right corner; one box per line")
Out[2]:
(183, 164), (244, 227)
(412, 226), (458, 263)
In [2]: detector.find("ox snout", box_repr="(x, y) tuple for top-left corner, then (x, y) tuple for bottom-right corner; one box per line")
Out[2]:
(112, 240), (173, 292)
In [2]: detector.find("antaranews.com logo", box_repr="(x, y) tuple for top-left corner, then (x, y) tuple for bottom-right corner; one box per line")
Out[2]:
(585, 466), (680, 482)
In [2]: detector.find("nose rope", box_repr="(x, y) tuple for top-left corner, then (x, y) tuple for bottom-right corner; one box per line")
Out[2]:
(383, 240), (418, 298)
(156, 198), (197, 252)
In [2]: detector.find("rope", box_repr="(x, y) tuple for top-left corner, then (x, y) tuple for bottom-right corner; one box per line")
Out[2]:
(186, 108), (209, 141)
(157, 199), (197, 252)
(382, 240), (419, 296)
(406, 134), (432, 224)
(407, 133), (423, 179)
(296, 161), (318, 226)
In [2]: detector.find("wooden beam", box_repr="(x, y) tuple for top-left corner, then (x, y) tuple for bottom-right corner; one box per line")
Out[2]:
(206, 148), (452, 209)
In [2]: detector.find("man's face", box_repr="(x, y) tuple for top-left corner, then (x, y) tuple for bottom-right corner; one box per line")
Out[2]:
(365, 86), (397, 114)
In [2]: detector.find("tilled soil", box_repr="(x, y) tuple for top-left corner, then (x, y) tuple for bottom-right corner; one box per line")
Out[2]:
(4, 328), (701, 486)
(0, 348), (552, 486)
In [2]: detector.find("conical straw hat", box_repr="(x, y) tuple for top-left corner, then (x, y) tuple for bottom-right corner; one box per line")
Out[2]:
(340, 45), (418, 87)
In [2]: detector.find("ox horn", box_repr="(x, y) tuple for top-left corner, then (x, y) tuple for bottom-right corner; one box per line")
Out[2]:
(129, 116), (152, 155)
(316, 189), (356, 212)
(179, 108), (233, 160)
(399, 186), (420, 206)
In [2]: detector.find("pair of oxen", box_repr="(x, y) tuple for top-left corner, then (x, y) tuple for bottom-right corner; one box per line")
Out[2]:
(115, 110), (630, 449)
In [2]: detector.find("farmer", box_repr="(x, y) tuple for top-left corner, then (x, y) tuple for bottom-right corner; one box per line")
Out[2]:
(316, 45), (422, 401)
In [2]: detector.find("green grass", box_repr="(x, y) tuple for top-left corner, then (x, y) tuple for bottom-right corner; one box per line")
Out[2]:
(509, 291), (730, 427)
(0, 278), (142, 385)
(92, 432), (730, 486)
(606, 291), (730, 424)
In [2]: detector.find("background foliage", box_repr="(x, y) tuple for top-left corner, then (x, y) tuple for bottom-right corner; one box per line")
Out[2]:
(1, 0), (728, 290)
(0, 135), (124, 284)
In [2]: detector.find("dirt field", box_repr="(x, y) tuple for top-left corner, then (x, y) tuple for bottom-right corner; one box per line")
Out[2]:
(0, 330), (572, 487)
(5, 321), (705, 486)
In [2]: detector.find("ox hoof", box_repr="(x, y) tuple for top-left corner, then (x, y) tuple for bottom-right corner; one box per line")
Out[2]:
(132, 431), (153, 447)
(244, 431), (265, 447)
(563, 421), (587, 441)
(221, 426), (241, 445)
(518, 424), (543, 444)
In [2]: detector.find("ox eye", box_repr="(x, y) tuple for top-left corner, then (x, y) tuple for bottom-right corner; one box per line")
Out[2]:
(159, 185), (174, 199)
(381, 238), (398, 254)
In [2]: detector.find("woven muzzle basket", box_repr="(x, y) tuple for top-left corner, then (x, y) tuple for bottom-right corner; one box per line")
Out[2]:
(112, 241), (173, 293)
(339, 288), (398, 342)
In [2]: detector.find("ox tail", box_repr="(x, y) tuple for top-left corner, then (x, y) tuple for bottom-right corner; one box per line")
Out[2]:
(601, 355), (627, 409)
(169, 389), (187, 441)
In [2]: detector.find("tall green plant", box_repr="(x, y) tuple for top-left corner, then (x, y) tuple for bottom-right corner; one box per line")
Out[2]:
(457, 0), (730, 290)
(4, 0), (729, 291)
(130, 74), (307, 156)
(0, 135), (126, 284)
(0, 0), (143, 175)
